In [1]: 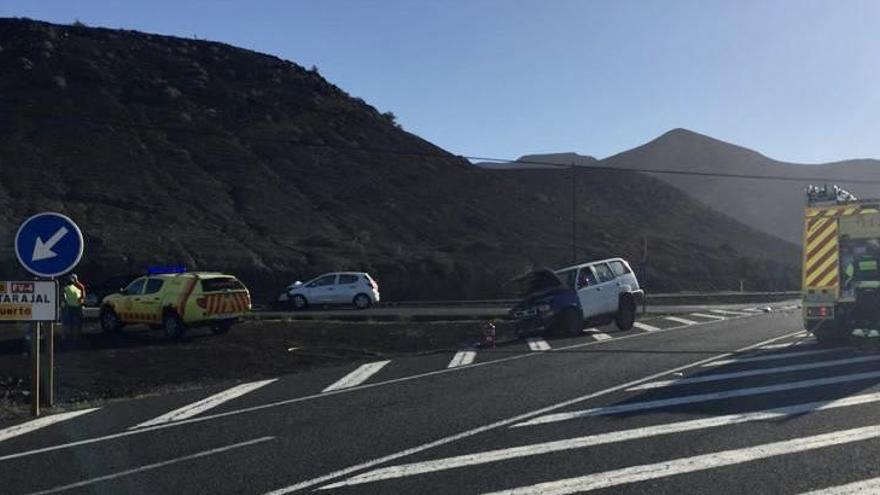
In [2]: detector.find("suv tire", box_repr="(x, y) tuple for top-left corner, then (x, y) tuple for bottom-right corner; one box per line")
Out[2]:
(163, 310), (187, 339)
(615, 296), (636, 331)
(211, 320), (233, 335)
(99, 306), (122, 333)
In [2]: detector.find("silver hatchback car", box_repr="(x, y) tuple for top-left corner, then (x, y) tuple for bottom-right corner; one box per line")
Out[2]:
(281, 272), (381, 310)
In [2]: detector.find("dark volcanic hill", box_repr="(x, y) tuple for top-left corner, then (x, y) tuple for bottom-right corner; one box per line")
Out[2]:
(600, 129), (880, 244)
(0, 19), (800, 300)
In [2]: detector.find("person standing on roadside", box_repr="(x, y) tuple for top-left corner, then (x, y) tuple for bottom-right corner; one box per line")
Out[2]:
(61, 274), (84, 343)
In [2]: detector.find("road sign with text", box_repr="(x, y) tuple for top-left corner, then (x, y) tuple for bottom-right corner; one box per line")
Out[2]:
(0, 281), (57, 321)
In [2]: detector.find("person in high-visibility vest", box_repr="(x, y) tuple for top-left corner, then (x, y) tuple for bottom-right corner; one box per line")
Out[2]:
(61, 275), (84, 342)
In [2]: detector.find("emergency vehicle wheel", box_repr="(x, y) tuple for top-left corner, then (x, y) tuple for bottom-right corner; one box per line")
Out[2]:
(100, 306), (122, 333)
(292, 295), (308, 311)
(615, 298), (636, 331)
(353, 294), (372, 310)
(163, 311), (187, 339)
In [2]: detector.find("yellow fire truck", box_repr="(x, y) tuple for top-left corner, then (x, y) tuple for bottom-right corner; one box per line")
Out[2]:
(803, 185), (880, 345)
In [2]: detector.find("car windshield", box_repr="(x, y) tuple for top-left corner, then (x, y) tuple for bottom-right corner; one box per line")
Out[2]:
(3, 4), (878, 494)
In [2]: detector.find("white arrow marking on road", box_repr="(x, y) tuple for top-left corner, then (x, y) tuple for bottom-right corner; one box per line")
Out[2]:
(319, 391), (880, 490)
(627, 354), (880, 391)
(479, 425), (880, 495)
(0, 408), (99, 443)
(447, 351), (477, 368)
(132, 379), (277, 429)
(514, 368), (880, 427)
(31, 226), (69, 261)
(527, 338), (551, 351)
(323, 361), (391, 392)
(801, 476), (880, 494)
(632, 322), (660, 332)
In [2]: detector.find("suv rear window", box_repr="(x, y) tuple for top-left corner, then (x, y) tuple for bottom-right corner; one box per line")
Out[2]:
(201, 277), (245, 292)
(338, 274), (359, 284)
(609, 260), (631, 277)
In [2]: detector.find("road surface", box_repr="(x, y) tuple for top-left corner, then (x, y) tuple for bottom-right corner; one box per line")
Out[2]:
(4, 305), (880, 494)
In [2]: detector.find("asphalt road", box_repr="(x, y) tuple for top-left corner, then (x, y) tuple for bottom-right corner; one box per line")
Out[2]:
(5, 305), (880, 494)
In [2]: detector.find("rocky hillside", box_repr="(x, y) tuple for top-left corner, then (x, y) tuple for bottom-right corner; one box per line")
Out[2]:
(0, 19), (800, 300)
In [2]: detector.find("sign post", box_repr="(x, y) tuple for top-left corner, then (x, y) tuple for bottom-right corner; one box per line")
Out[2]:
(12, 212), (84, 416)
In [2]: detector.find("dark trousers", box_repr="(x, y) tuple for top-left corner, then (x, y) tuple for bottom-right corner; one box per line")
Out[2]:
(62, 306), (83, 339)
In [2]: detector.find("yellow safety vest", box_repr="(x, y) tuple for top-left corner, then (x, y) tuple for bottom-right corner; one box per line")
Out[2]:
(63, 284), (83, 307)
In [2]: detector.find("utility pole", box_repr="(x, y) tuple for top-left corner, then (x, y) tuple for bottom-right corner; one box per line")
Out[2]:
(571, 163), (577, 263)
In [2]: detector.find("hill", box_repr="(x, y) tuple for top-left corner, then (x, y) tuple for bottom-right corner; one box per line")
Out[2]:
(0, 19), (800, 300)
(600, 128), (880, 244)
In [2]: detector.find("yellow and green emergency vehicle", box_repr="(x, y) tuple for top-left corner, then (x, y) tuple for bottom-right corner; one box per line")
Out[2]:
(803, 185), (880, 345)
(100, 270), (252, 338)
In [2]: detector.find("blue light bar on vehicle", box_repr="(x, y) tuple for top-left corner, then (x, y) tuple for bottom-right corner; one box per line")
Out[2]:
(147, 265), (188, 275)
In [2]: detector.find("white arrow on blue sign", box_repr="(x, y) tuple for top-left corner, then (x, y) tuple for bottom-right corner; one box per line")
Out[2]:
(14, 212), (84, 278)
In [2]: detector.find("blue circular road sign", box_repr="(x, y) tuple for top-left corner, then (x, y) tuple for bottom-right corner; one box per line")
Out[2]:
(15, 212), (84, 278)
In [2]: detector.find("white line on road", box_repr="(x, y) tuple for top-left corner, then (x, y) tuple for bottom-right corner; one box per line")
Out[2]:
(691, 313), (726, 320)
(479, 425), (880, 495)
(632, 322), (660, 332)
(515, 368), (880, 427)
(320, 391), (880, 489)
(702, 348), (838, 367)
(590, 333), (612, 341)
(627, 354), (880, 391)
(527, 338), (551, 351)
(322, 361), (391, 392)
(260, 331), (801, 494)
(742, 308), (763, 313)
(582, 327), (599, 334)
(0, 409), (99, 443)
(447, 351), (477, 368)
(665, 316), (697, 325)
(25, 436), (275, 495)
(800, 476), (880, 494)
(760, 343), (797, 349)
(0, 317), (787, 471)
(132, 379), (277, 429)
(711, 309), (751, 316)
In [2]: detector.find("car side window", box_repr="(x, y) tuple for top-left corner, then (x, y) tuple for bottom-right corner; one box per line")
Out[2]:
(577, 267), (598, 289)
(338, 274), (358, 284)
(609, 260), (631, 277)
(144, 279), (164, 295)
(556, 269), (576, 289)
(310, 275), (337, 287)
(594, 263), (615, 283)
(125, 278), (146, 295)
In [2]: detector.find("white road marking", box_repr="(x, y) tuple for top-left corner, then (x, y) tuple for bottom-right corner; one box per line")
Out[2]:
(691, 312), (725, 320)
(632, 322), (660, 332)
(447, 351), (477, 368)
(25, 436), (274, 495)
(665, 316), (697, 325)
(760, 343), (796, 349)
(322, 361), (391, 392)
(702, 348), (838, 367)
(741, 308), (763, 313)
(582, 327), (599, 334)
(132, 379), (277, 429)
(515, 368), (880, 427)
(320, 392), (880, 489)
(627, 354), (880, 391)
(711, 309), (750, 316)
(527, 338), (551, 351)
(801, 476), (880, 494)
(0, 409), (99, 443)
(478, 425), (880, 495)
(590, 333), (612, 341)
(260, 331), (801, 494)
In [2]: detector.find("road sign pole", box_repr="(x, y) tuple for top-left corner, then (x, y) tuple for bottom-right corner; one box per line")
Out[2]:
(31, 322), (40, 417)
(45, 321), (54, 407)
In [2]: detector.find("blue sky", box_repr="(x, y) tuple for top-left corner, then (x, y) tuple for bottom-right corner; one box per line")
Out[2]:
(3, 0), (880, 163)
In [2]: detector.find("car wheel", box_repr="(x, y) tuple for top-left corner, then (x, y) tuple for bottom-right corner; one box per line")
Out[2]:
(99, 306), (122, 333)
(353, 293), (372, 310)
(615, 298), (636, 331)
(292, 295), (308, 311)
(211, 320), (233, 335)
(552, 307), (583, 336)
(163, 311), (187, 339)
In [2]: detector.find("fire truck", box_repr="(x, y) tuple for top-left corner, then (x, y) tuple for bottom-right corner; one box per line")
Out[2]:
(803, 185), (880, 345)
